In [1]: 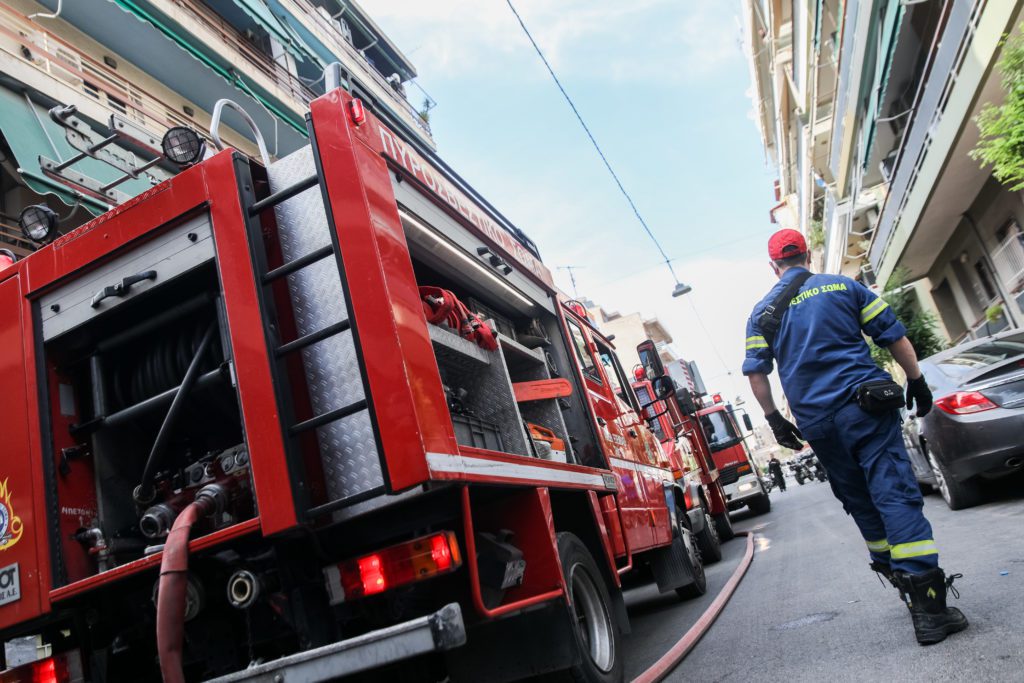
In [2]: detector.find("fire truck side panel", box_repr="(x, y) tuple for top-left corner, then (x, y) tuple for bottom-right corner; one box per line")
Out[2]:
(311, 92), (453, 493)
(0, 275), (47, 631)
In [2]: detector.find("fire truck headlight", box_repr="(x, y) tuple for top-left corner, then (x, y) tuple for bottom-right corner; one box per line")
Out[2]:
(162, 126), (206, 166)
(19, 204), (58, 244)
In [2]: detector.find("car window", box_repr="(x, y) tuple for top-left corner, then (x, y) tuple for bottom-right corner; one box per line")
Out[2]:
(934, 340), (1024, 378)
(699, 411), (738, 451)
(566, 319), (602, 383)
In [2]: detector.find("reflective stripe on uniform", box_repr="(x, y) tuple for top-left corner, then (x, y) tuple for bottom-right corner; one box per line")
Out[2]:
(866, 538), (890, 553)
(860, 298), (889, 324)
(890, 539), (938, 560)
(746, 335), (769, 350)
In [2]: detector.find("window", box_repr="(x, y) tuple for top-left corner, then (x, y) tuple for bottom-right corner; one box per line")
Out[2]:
(594, 338), (638, 411)
(935, 335), (1024, 379)
(699, 411), (739, 452)
(566, 319), (601, 383)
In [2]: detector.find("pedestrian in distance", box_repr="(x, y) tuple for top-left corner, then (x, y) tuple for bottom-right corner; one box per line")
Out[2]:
(768, 456), (786, 492)
(742, 229), (967, 646)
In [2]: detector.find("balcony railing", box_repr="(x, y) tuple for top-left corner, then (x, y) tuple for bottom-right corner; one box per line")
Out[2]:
(280, 0), (433, 138)
(170, 0), (317, 107)
(993, 232), (1024, 294)
(0, 3), (254, 151)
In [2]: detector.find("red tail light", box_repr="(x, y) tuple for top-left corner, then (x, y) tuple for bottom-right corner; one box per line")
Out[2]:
(348, 98), (366, 126)
(737, 463), (751, 473)
(934, 391), (997, 415)
(323, 531), (462, 604)
(0, 651), (81, 683)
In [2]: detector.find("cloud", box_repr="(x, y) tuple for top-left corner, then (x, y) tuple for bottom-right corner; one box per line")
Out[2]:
(370, 0), (742, 83)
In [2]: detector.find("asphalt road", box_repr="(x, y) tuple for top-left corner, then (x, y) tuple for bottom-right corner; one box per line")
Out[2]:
(621, 474), (1024, 682)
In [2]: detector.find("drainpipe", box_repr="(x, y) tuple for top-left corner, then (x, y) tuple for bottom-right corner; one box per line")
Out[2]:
(962, 211), (1020, 328)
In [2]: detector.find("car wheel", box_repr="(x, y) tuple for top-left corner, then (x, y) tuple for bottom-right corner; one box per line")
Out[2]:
(927, 449), (983, 511)
(557, 532), (623, 683)
(691, 505), (722, 564)
(713, 511), (735, 541)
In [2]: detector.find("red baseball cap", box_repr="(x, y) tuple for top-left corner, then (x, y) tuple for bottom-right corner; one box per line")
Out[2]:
(768, 229), (808, 260)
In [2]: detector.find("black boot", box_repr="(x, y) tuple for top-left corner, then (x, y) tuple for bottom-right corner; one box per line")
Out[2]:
(893, 568), (968, 645)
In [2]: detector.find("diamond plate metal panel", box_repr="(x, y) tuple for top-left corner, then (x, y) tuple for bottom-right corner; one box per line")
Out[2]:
(267, 147), (383, 501)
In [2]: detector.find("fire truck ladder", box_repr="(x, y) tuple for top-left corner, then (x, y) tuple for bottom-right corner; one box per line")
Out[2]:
(224, 100), (383, 521)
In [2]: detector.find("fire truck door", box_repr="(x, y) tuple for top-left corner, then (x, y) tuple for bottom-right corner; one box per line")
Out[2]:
(564, 318), (654, 552)
(593, 340), (671, 547)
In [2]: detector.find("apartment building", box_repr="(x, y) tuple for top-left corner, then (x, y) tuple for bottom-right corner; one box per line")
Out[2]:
(0, 0), (433, 256)
(744, 0), (1024, 344)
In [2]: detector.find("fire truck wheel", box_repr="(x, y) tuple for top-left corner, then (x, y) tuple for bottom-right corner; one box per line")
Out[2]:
(675, 525), (708, 600)
(713, 512), (735, 541)
(557, 532), (623, 683)
(747, 492), (772, 515)
(692, 506), (723, 563)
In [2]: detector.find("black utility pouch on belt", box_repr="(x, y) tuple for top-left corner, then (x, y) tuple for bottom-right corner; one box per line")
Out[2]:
(856, 379), (905, 413)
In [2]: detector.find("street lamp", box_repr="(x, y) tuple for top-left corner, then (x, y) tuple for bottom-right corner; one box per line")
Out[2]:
(672, 281), (693, 297)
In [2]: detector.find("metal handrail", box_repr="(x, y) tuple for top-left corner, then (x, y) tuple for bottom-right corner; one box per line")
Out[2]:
(210, 99), (271, 167)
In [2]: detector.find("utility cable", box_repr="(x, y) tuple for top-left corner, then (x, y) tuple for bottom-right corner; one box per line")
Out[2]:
(505, 0), (684, 287)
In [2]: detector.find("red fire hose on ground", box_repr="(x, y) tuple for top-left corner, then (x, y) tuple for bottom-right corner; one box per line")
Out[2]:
(156, 487), (222, 683)
(632, 530), (757, 683)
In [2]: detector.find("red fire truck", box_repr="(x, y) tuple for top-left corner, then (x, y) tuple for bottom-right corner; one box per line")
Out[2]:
(0, 87), (711, 683)
(631, 343), (735, 564)
(696, 400), (771, 515)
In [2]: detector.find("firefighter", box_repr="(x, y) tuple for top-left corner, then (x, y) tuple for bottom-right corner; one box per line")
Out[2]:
(742, 229), (967, 645)
(767, 456), (786, 492)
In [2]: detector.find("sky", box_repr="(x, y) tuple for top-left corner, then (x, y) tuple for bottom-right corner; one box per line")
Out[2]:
(370, 0), (782, 419)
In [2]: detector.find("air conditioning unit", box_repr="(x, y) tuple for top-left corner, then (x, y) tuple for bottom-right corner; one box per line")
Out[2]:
(316, 6), (353, 44)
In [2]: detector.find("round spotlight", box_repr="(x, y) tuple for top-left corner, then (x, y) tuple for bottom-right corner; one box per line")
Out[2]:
(19, 204), (59, 244)
(161, 126), (206, 166)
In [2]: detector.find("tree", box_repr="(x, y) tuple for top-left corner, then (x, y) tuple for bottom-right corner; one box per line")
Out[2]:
(869, 268), (946, 371)
(971, 27), (1024, 189)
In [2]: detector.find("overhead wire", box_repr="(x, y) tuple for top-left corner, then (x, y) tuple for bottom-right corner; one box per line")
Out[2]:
(504, 0), (684, 288)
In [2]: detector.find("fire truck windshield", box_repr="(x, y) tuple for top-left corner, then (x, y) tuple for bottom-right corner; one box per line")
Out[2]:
(700, 411), (740, 452)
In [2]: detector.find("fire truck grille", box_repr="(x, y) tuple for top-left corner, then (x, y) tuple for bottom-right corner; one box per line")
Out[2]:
(718, 463), (740, 486)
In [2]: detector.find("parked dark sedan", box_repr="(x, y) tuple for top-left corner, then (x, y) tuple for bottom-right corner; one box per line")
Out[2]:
(904, 329), (1024, 509)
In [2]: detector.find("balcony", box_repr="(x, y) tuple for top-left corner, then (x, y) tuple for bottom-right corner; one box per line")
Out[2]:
(993, 232), (1024, 295)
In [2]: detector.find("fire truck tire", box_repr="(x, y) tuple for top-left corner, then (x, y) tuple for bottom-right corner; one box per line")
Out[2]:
(747, 492), (771, 515)
(556, 532), (624, 683)
(713, 512), (735, 542)
(692, 506), (722, 563)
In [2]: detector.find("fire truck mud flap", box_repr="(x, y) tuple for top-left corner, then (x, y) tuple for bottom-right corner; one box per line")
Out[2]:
(203, 603), (466, 682)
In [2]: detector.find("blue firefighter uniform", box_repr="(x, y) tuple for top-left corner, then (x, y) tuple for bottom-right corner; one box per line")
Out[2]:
(742, 267), (938, 574)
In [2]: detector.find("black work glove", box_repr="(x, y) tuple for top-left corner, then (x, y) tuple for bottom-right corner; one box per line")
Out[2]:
(765, 411), (803, 450)
(906, 375), (933, 417)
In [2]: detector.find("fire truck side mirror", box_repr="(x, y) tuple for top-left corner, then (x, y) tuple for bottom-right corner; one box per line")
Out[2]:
(652, 375), (675, 400)
(742, 412), (754, 432)
(636, 340), (664, 379)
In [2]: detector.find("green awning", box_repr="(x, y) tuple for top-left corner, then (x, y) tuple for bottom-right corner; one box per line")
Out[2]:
(0, 87), (152, 216)
(230, 0), (314, 64)
(862, 0), (906, 167)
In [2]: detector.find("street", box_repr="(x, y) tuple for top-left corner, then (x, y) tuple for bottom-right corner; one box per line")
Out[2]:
(622, 476), (1024, 682)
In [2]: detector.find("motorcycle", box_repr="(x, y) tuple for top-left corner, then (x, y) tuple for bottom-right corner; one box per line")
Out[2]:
(798, 452), (828, 482)
(789, 459), (812, 485)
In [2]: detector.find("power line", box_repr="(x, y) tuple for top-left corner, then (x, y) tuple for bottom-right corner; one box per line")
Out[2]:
(504, 0), (685, 289)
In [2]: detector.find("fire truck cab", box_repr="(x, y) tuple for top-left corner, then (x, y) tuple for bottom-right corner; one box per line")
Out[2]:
(697, 402), (771, 515)
(0, 86), (709, 683)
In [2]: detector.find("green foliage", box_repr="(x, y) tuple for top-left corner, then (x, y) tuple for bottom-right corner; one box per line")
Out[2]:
(986, 303), (1004, 323)
(971, 27), (1024, 190)
(807, 220), (825, 251)
(868, 268), (947, 370)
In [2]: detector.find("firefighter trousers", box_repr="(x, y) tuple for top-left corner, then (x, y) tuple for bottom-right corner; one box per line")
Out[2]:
(801, 402), (938, 574)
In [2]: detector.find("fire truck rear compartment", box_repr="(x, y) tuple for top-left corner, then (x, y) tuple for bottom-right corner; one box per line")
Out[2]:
(38, 214), (252, 584)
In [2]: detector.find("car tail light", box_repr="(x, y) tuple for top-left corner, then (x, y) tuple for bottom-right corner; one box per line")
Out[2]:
(322, 531), (462, 604)
(0, 651), (82, 683)
(736, 463), (751, 474)
(934, 391), (997, 415)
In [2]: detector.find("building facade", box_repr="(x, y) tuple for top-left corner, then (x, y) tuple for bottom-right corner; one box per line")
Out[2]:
(744, 0), (1024, 344)
(1, 0), (433, 256)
